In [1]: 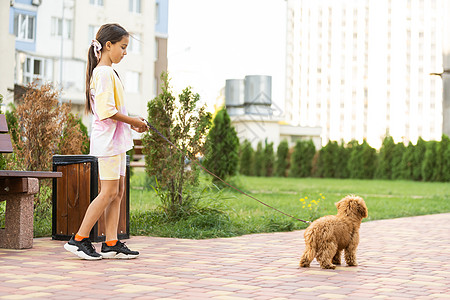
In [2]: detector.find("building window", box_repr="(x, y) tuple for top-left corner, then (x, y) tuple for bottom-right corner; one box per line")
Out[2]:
(154, 38), (159, 61)
(129, 0), (141, 13)
(155, 2), (160, 24)
(125, 71), (141, 93)
(23, 57), (46, 85)
(129, 33), (141, 54)
(51, 17), (72, 39)
(88, 25), (99, 43)
(90, 0), (104, 6)
(14, 13), (35, 42)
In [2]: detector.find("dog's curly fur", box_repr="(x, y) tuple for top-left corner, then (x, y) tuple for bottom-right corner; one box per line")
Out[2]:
(299, 195), (368, 269)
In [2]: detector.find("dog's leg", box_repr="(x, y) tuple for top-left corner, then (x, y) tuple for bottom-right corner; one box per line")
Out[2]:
(299, 246), (314, 268)
(344, 234), (359, 266)
(316, 243), (337, 269)
(332, 250), (342, 265)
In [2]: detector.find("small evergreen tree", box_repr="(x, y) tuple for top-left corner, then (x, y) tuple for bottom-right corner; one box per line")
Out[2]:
(441, 135), (450, 182)
(289, 140), (316, 177)
(289, 140), (303, 177)
(204, 107), (239, 184)
(262, 141), (275, 177)
(422, 141), (437, 181)
(375, 135), (395, 179)
(275, 140), (289, 177)
(239, 140), (254, 176)
(143, 73), (212, 216)
(315, 140), (338, 178)
(348, 140), (377, 179)
(412, 137), (426, 181)
(253, 141), (264, 176)
(399, 142), (415, 180)
(334, 141), (350, 178)
(299, 140), (316, 177)
(391, 142), (406, 180)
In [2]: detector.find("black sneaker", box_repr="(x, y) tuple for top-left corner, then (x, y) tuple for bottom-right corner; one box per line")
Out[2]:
(100, 240), (139, 259)
(64, 236), (102, 260)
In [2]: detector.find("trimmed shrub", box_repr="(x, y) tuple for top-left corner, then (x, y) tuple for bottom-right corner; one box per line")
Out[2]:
(275, 140), (289, 177)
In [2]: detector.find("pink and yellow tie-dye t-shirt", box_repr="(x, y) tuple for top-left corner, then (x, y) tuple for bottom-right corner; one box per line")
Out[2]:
(89, 66), (133, 157)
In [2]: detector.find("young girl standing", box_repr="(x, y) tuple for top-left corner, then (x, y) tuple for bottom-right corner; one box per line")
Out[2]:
(64, 23), (148, 260)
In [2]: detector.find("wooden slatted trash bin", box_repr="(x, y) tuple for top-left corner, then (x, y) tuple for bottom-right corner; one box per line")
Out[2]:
(52, 155), (130, 242)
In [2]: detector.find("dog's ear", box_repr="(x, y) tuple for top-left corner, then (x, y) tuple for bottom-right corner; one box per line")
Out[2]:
(357, 202), (368, 219)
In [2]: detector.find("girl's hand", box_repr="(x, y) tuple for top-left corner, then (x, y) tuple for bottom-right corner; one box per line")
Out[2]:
(131, 116), (148, 133)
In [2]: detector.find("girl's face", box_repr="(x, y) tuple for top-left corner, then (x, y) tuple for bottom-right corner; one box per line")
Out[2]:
(107, 35), (129, 64)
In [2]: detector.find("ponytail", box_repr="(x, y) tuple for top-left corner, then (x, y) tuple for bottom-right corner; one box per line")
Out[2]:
(85, 45), (98, 114)
(84, 23), (129, 114)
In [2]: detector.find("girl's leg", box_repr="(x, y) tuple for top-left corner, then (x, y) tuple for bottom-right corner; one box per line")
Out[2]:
(76, 179), (120, 237)
(104, 175), (125, 242)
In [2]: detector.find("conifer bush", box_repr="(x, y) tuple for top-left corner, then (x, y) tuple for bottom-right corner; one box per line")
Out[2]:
(391, 142), (406, 180)
(375, 135), (395, 179)
(422, 141), (437, 182)
(290, 140), (316, 177)
(275, 140), (289, 177)
(253, 141), (264, 176)
(204, 107), (239, 184)
(239, 140), (254, 176)
(262, 141), (275, 177)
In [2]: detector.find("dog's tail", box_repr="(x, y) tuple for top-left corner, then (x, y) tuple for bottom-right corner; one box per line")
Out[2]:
(302, 230), (317, 262)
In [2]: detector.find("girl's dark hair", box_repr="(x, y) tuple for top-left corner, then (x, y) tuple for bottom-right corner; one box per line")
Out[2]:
(85, 23), (129, 114)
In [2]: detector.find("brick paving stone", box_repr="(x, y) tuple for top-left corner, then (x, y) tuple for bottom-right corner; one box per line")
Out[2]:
(0, 213), (449, 299)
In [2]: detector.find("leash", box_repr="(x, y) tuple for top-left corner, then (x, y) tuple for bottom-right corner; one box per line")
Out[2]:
(143, 119), (311, 224)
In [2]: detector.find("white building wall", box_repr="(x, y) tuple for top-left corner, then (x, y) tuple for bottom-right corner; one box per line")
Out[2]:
(285, 0), (443, 148)
(0, 1), (16, 106)
(9, 0), (156, 128)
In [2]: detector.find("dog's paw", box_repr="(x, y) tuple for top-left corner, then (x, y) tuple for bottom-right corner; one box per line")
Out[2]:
(321, 264), (336, 270)
(299, 262), (310, 268)
(332, 259), (341, 265)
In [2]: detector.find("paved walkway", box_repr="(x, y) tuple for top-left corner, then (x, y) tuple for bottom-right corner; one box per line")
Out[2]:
(0, 213), (449, 299)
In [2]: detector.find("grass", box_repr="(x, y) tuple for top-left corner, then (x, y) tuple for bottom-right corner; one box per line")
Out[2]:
(130, 169), (450, 239)
(7, 168), (446, 238)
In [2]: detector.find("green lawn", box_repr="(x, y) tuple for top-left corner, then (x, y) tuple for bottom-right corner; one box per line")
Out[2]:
(130, 169), (450, 239)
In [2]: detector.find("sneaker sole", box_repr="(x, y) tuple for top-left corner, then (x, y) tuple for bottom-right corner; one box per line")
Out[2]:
(100, 251), (139, 259)
(64, 243), (102, 260)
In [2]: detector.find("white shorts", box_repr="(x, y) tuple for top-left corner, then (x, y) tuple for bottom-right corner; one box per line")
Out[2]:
(98, 153), (126, 180)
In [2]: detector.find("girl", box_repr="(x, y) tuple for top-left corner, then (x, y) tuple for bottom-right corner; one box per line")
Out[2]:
(64, 23), (148, 260)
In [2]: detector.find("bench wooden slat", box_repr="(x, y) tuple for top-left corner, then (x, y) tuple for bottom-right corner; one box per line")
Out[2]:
(0, 115), (8, 133)
(0, 178), (28, 195)
(0, 170), (62, 178)
(0, 134), (13, 153)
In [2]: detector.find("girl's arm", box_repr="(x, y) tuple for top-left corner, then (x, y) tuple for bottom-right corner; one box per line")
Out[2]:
(110, 112), (148, 133)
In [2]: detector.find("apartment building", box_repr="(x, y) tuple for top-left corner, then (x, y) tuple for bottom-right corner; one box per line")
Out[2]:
(285, 0), (444, 148)
(2, 0), (168, 127)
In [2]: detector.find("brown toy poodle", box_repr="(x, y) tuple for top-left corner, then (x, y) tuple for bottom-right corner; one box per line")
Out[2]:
(299, 195), (368, 269)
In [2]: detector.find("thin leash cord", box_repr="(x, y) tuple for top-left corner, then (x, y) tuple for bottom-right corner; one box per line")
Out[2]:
(143, 120), (311, 224)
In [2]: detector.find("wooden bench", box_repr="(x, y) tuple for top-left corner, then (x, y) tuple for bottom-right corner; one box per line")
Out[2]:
(130, 138), (145, 167)
(0, 114), (62, 249)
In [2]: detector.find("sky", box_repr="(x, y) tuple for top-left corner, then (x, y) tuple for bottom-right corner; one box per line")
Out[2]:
(167, 0), (287, 112)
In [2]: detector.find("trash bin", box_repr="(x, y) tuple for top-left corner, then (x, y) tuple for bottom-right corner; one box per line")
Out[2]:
(52, 155), (130, 242)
